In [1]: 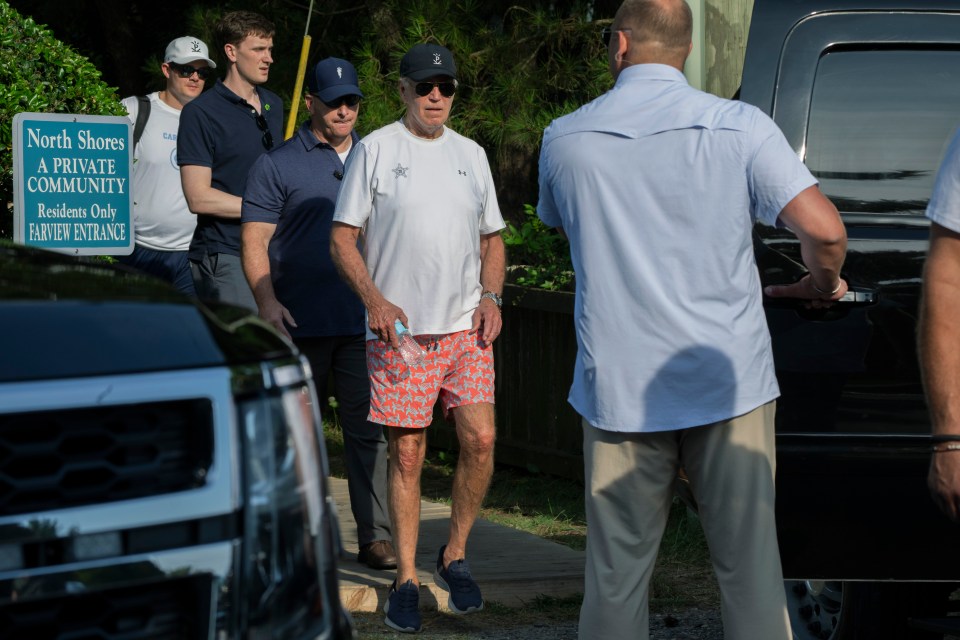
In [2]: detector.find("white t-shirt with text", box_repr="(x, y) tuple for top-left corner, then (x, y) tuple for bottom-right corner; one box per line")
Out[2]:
(334, 121), (505, 339)
(122, 92), (196, 251)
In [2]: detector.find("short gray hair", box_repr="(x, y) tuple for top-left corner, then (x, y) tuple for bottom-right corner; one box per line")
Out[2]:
(615, 0), (693, 51)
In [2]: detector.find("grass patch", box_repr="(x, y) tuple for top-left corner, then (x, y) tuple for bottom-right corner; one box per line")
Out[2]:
(323, 421), (718, 618)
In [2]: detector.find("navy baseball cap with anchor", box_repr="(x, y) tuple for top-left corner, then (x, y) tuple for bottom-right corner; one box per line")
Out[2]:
(400, 43), (457, 81)
(308, 57), (363, 103)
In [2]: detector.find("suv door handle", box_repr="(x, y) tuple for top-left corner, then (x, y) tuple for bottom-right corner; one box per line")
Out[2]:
(838, 287), (877, 305)
(763, 284), (878, 310)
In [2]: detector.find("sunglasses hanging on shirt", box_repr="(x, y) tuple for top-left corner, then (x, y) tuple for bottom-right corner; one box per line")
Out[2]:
(254, 112), (273, 150)
(239, 98), (274, 150)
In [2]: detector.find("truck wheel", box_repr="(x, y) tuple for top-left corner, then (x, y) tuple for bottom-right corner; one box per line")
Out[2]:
(786, 581), (951, 640)
(787, 580), (845, 639)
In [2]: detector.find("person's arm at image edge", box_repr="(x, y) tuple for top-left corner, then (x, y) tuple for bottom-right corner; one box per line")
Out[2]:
(920, 222), (960, 521)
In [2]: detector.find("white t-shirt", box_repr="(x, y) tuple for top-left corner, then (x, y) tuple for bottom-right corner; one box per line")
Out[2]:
(122, 92), (197, 251)
(334, 121), (505, 339)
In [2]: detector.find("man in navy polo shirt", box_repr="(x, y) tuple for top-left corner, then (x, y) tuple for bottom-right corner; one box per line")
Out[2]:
(241, 58), (396, 571)
(178, 10), (283, 310)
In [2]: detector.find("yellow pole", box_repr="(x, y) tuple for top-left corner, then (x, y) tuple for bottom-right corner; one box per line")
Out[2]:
(285, 34), (312, 140)
(285, 0), (316, 140)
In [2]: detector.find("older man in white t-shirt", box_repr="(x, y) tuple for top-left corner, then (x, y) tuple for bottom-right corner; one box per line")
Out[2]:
(331, 43), (505, 634)
(119, 37), (216, 295)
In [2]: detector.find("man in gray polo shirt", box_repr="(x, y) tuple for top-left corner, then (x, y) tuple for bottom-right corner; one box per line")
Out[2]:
(241, 58), (395, 572)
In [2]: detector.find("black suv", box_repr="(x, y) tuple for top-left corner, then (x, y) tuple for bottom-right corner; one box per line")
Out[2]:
(742, 1), (960, 638)
(0, 242), (354, 639)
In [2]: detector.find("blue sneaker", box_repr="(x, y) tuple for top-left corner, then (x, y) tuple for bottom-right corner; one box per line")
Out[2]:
(384, 579), (421, 633)
(433, 545), (484, 614)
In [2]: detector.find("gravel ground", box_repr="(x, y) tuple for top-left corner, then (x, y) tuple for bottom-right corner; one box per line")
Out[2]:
(467, 608), (725, 640)
(350, 606), (722, 639)
(648, 608), (723, 640)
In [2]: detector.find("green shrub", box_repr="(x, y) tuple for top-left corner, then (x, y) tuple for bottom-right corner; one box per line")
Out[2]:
(503, 204), (574, 291)
(0, 0), (125, 238)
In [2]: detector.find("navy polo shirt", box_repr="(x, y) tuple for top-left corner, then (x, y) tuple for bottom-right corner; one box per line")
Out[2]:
(178, 80), (283, 259)
(241, 123), (365, 337)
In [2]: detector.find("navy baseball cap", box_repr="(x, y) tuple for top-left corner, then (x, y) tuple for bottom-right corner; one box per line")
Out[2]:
(400, 43), (457, 81)
(308, 57), (363, 102)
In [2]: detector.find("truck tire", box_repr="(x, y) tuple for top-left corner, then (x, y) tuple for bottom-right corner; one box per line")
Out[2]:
(786, 581), (952, 640)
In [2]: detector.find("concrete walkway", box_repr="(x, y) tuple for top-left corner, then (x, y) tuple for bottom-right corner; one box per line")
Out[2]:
(330, 477), (585, 613)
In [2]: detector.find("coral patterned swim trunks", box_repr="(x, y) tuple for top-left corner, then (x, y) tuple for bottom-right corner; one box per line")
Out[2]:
(366, 329), (495, 429)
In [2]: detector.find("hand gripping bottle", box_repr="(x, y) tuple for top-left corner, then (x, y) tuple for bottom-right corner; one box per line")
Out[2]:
(394, 320), (426, 367)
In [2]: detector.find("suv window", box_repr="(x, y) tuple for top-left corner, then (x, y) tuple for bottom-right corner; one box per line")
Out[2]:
(805, 49), (960, 216)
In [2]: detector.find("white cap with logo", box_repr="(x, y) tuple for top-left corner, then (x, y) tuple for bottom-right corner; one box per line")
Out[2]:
(164, 36), (217, 68)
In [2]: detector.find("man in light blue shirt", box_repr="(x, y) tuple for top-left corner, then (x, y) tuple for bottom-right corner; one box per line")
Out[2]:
(537, 1), (848, 638)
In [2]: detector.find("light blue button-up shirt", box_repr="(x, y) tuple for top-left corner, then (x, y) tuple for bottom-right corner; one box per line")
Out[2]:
(537, 64), (816, 433)
(927, 127), (960, 232)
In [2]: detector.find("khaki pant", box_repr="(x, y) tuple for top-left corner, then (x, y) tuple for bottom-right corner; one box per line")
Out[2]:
(577, 402), (791, 640)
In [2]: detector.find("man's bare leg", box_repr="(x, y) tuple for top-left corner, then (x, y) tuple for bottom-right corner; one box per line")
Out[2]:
(388, 426), (427, 585)
(443, 402), (496, 566)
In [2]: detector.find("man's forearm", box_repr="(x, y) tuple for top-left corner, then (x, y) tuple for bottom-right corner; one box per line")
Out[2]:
(330, 223), (386, 310)
(331, 222), (407, 343)
(181, 165), (242, 219)
(799, 237), (846, 292)
(479, 232), (506, 295)
(241, 222), (279, 311)
(921, 224), (960, 436)
(186, 186), (242, 219)
(796, 196), (846, 290)
(778, 185), (847, 291)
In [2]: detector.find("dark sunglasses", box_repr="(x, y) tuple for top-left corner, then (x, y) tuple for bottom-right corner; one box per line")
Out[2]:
(167, 61), (213, 80)
(254, 112), (273, 150)
(412, 81), (456, 98)
(321, 94), (362, 109)
(601, 27), (632, 47)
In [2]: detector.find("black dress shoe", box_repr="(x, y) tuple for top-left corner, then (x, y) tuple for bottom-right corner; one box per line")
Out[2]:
(358, 540), (397, 570)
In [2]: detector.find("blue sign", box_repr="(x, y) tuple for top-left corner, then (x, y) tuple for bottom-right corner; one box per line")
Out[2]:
(13, 112), (133, 255)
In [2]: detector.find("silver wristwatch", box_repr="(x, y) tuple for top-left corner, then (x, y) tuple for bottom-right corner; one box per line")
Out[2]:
(480, 291), (503, 308)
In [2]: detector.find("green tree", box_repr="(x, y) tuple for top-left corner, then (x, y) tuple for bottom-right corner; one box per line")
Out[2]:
(346, 0), (613, 221)
(0, 0), (124, 239)
(3, 0), (619, 246)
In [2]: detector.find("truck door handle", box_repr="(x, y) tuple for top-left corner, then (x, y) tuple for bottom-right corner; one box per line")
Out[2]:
(838, 286), (877, 305)
(763, 285), (878, 310)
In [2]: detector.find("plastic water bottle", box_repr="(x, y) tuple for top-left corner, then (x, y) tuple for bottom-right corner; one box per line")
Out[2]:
(394, 320), (426, 367)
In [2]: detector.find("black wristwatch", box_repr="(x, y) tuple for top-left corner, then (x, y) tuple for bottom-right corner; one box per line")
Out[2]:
(480, 291), (502, 308)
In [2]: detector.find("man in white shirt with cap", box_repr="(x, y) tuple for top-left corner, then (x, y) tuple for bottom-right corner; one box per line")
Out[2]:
(119, 36), (215, 294)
